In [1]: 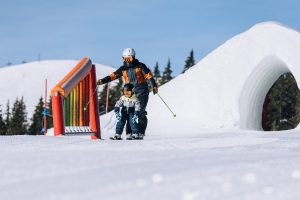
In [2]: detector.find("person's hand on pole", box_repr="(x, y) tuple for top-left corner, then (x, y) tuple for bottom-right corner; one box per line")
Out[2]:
(97, 79), (103, 85)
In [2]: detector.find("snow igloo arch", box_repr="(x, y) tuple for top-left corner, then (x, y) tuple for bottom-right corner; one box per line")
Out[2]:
(239, 56), (291, 130)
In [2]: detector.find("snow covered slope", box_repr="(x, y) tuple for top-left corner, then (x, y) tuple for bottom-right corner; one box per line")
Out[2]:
(145, 22), (300, 133)
(0, 60), (116, 117)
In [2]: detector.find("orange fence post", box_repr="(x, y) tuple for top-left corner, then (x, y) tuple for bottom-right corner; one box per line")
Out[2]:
(52, 92), (65, 136)
(89, 65), (101, 139)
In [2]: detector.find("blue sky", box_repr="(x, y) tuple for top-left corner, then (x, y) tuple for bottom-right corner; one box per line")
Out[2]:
(1, 0), (300, 76)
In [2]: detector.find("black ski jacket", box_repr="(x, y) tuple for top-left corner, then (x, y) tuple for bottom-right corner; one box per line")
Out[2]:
(100, 59), (157, 97)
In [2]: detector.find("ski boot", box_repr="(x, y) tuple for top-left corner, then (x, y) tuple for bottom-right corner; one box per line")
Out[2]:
(132, 133), (138, 140)
(110, 133), (122, 140)
(132, 133), (144, 140)
(138, 133), (144, 140)
(126, 133), (132, 140)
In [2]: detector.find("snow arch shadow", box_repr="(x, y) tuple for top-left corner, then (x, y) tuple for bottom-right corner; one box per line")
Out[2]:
(239, 55), (291, 130)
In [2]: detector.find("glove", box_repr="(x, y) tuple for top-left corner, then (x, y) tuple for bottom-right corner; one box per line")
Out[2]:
(131, 114), (138, 124)
(153, 87), (158, 95)
(115, 112), (121, 121)
(97, 79), (103, 85)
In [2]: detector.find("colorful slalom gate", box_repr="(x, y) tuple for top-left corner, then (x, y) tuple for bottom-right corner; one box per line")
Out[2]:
(50, 58), (101, 139)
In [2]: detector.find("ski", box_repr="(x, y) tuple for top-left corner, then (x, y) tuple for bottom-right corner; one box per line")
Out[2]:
(110, 137), (123, 140)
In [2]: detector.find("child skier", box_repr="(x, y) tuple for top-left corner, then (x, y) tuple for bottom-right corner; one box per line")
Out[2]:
(110, 83), (141, 140)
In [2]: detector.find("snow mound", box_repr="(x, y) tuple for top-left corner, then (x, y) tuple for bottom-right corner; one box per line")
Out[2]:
(145, 21), (300, 133)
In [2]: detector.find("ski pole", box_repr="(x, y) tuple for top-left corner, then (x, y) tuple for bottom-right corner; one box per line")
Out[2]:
(157, 93), (176, 117)
(84, 85), (99, 111)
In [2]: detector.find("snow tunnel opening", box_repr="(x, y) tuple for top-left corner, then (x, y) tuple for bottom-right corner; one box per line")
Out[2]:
(262, 72), (300, 131)
(239, 55), (300, 130)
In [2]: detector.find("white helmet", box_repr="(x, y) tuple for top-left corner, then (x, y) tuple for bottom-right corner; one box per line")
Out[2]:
(122, 48), (135, 58)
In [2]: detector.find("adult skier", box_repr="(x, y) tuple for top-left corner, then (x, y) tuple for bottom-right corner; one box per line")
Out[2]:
(97, 47), (158, 139)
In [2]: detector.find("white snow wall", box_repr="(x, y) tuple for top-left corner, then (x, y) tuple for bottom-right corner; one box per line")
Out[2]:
(146, 22), (300, 132)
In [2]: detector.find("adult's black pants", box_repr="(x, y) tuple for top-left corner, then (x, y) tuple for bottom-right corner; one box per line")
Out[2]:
(126, 94), (149, 135)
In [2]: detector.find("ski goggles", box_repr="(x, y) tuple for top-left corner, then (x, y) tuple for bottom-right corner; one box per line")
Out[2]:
(124, 90), (132, 95)
(123, 57), (133, 63)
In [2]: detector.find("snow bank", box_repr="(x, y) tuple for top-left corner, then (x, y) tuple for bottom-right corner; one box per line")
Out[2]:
(146, 22), (300, 133)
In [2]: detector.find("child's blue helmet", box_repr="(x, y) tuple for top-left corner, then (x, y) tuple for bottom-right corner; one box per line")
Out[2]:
(123, 83), (135, 94)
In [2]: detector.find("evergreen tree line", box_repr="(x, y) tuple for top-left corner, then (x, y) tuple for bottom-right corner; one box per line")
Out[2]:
(265, 72), (300, 131)
(0, 97), (53, 135)
(153, 49), (195, 86)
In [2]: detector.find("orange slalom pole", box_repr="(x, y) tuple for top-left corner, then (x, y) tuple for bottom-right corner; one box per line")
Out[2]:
(52, 92), (65, 136)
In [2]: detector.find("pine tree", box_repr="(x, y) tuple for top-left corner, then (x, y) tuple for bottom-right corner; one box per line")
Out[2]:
(7, 97), (28, 135)
(182, 49), (195, 74)
(0, 105), (6, 135)
(28, 97), (44, 135)
(153, 62), (161, 82)
(279, 73), (299, 130)
(98, 78), (124, 114)
(160, 58), (173, 85)
(19, 97), (28, 134)
(292, 90), (300, 128)
(5, 100), (10, 134)
(267, 75), (286, 131)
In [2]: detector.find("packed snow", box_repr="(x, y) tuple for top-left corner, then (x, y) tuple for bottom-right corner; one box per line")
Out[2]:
(1, 130), (300, 200)
(1, 22), (300, 200)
